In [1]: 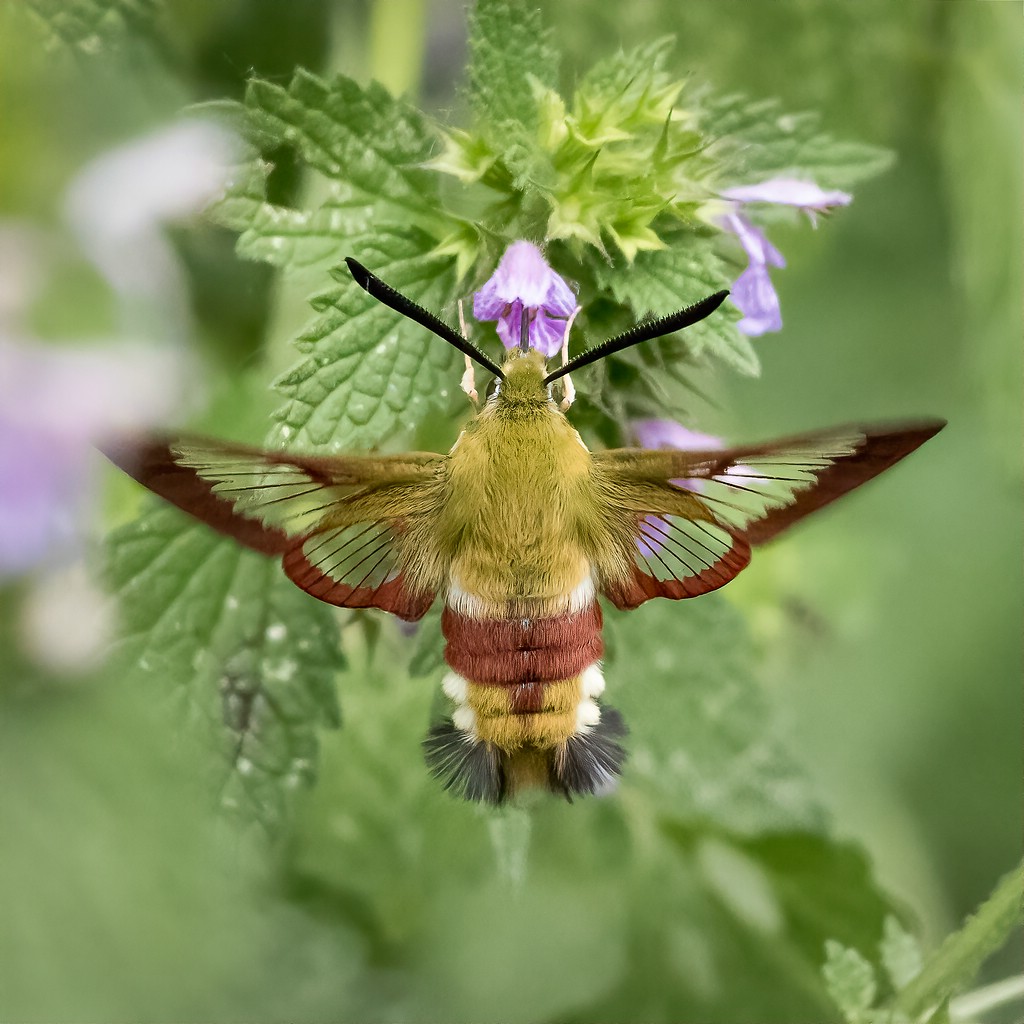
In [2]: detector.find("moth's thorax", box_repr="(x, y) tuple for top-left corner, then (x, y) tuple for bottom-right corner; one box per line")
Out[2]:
(440, 362), (594, 614)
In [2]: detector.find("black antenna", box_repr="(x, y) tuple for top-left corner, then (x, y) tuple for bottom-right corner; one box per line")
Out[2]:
(544, 290), (730, 385)
(345, 258), (504, 378)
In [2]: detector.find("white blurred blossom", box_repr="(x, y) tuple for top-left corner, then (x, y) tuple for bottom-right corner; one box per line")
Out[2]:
(0, 117), (230, 669)
(64, 119), (237, 338)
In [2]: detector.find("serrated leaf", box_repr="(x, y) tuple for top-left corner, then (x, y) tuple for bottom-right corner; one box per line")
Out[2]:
(609, 597), (821, 833)
(467, 0), (559, 133)
(24, 0), (167, 56)
(241, 68), (441, 218)
(573, 37), (682, 143)
(595, 242), (760, 376)
(704, 93), (894, 190)
(272, 226), (461, 449)
(106, 505), (344, 827)
(881, 915), (923, 991)
(212, 159), (376, 274)
(736, 834), (895, 965)
(823, 940), (878, 1022)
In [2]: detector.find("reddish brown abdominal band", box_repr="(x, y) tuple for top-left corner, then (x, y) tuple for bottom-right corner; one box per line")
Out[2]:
(441, 604), (604, 712)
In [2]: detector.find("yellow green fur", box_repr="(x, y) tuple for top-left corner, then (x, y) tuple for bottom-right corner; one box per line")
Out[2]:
(435, 351), (630, 609)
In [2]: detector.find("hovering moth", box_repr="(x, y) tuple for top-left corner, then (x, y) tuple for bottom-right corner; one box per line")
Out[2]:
(104, 254), (944, 805)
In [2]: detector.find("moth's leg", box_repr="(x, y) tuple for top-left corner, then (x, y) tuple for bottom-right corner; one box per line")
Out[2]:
(457, 299), (479, 406)
(557, 305), (582, 411)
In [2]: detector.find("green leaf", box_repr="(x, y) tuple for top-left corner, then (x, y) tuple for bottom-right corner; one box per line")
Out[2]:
(609, 596), (821, 833)
(238, 68), (442, 218)
(881, 915), (924, 992)
(890, 859), (1024, 1021)
(704, 93), (894, 190)
(822, 940), (878, 1023)
(466, 0), (559, 133)
(106, 505), (344, 827)
(572, 37), (682, 144)
(211, 159), (375, 275)
(406, 604), (445, 679)
(208, 68), (454, 277)
(272, 226), (461, 449)
(740, 834), (894, 964)
(595, 241), (760, 376)
(23, 0), (167, 56)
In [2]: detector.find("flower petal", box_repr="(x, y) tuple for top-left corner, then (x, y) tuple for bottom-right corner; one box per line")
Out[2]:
(0, 421), (86, 575)
(474, 241), (576, 355)
(720, 212), (785, 269)
(722, 178), (852, 211)
(487, 241), (554, 306)
(632, 419), (723, 451)
(529, 311), (570, 357)
(732, 263), (783, 336)
(472, 277), (508, 321)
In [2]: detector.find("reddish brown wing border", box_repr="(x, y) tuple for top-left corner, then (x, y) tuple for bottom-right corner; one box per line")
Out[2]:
(101, 434), (442, 619)
(283, 546), (434, 620)
(594, 418), (944, 609)
(602, 529), (752, 610)
(725, 420), (944, 543)
(600, 419), (945, 545)
(102, 435), (292, 555)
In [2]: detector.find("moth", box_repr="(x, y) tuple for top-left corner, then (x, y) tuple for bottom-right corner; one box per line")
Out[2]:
(104, 257), (944, 804)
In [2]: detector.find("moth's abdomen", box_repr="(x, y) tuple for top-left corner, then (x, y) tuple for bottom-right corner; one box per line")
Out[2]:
(425, 600), (627, 803)
(442, 605), (604, 689)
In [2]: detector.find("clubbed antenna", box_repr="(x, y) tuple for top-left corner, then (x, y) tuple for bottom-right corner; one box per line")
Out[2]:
(544, 290), (730, 385)
(345, 258), (505, 378)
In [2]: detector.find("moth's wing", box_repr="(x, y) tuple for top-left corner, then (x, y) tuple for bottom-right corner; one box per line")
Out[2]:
(593, 419), (944, 609)
(593, 478), (753, 610)
(103, 435), (445, 619)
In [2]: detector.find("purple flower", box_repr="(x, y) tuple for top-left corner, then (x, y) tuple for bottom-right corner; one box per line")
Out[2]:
(473, 241), (577, 357)
(721, 179), (852, 224)
(717, 177), (852, 337)
(632, 420), (721, 558)
(633, 419), (725, 494)
(633, 419), (723, 453)
(0, 336), (183, 577)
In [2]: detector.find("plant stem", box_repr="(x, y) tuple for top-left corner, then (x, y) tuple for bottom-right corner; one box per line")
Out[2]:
(487, 805), (531, 887)
(369, 0), (427, 98)
(891, 859), (1023, 1021)
(950, 974), (1024, 1021)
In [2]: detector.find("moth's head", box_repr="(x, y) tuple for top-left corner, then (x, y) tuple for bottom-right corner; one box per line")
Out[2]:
(494, 349), (549, 407)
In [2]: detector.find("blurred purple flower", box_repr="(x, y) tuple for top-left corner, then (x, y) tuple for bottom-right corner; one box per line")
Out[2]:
(0, 336), (182, 577)
(718, 177), (852, 337)
(473, 241), (577, 357)
(631, 418), (762, 559)
(633, 419), (725, 494)
(0, 119), (227, 580)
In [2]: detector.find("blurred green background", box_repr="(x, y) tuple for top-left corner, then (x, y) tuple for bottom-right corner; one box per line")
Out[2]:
(0, 1), (1019, 1021)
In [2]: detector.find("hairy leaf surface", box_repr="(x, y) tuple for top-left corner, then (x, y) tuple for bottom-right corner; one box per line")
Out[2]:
(106, 505), (343, 826)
